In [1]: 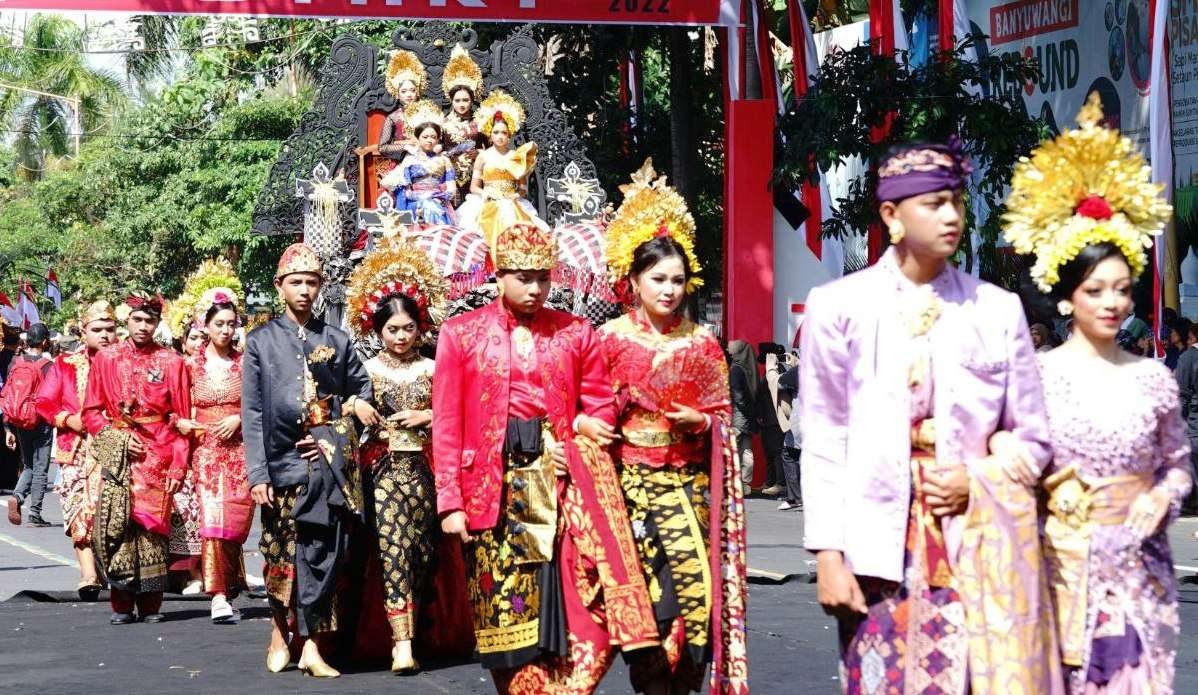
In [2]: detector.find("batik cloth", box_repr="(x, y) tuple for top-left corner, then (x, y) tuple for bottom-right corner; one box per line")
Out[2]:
(368, 449), (436, 641)
(259, 484), (337, 634)
(91, 427), (168, 595)
(168, 470), (201, 568)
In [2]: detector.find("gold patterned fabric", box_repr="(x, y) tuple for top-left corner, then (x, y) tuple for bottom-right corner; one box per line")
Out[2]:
(259, 484), (337, 634)
(91, 427), (168, 594)
(370, 452), (436, 641)
(620, 462), (712, 691)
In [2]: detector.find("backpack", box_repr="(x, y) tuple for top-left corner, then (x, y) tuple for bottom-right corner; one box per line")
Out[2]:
(0, 355), (50, 430)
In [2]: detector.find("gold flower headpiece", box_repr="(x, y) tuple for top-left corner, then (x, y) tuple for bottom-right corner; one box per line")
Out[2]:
(442, 44), (483, 99)
(385, 50), (427, 99)
(1002, 94), (1171, 293)
(606, 158), (703, 294)
(346, 237), (448, 342)
(168, 258), (245, 338)
(403, 99), (446, 140)
(492, 223), (558, 271)
(475, 89), (525, 137)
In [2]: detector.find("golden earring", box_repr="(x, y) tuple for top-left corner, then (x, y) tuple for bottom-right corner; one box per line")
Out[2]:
(888, 220), (906, 245)
(496, 281), (505, 298)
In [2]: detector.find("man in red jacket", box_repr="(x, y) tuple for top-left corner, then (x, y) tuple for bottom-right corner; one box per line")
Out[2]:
(433, 223), (656, 694)
(36, 301), (116, 599)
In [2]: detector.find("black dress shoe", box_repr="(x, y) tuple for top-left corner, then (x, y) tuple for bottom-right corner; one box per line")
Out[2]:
(139, 613), (165, 624)
(110, 612), (135, 625)
(26, 516), (52, 528)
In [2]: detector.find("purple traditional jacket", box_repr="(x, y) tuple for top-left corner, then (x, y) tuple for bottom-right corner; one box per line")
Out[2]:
(799, 248), (1051, 582)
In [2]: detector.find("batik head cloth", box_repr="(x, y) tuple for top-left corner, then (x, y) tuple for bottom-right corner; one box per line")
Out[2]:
(876, 137), (973, 203)
(492, 223), (557, 271)
(275, 242), (324, 280)
(124, 290), (164, 319)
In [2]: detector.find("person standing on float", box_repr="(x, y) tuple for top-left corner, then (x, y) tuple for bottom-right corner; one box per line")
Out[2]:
(800, 140), (1064, 694)
(242, 242), (375, 678)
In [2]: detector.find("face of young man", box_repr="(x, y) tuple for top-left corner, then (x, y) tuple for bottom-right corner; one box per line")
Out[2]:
(887, 189), (966, 261)
(274, 273), (322, 316)
(497, 270), (550, 317)
(127, 311), (160, 347)
(83, 320), (117, 353)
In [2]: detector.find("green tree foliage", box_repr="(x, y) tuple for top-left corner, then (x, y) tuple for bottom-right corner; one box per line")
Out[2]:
(774, 38), (1049, 282)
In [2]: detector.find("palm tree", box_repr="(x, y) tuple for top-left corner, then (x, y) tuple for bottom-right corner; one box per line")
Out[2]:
(0, 14), (127, 180)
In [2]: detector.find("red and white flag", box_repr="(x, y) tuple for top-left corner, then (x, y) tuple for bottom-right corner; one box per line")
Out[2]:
(45, 268), (61, 309)
(16, 280), (40, 330)
(1149, 0), (1171, 356)
(0, 291), (18, 327)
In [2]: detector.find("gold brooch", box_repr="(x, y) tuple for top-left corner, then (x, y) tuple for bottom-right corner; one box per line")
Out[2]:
(308, 344), (336, 365)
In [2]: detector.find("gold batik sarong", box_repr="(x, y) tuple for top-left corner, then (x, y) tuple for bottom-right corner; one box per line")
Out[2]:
(91, 427), (167, 594)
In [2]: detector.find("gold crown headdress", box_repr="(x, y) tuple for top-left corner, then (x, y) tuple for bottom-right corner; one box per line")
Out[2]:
(80, 300), (117, 327)
(1002, 94), (1172, 293)
(442, 44), (483, 100)
(386, 50), (427, 99)
(402, 99), (446, 140)
(346, 237), (448, 342)
(168, 258), (245, 338)
(492, 223), (558, 271)
(606, 158), (703, 294)
(475, 89), (525, 137)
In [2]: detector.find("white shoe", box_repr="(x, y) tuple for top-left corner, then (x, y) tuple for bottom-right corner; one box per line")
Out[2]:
(182, 579), (203, 596)
(210, 594), (236, 623)
(777, 501), (794, 511)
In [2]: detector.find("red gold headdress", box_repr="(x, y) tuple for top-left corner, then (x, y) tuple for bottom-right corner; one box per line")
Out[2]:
(606, 158), (703, 293)
(80, 300), (117, 327)
(402, 99), (446, 140)
(475, 89), (525, 137)
(120, 290), (165, 321)
(492, 223), (557, 271)
(275, 242), (323, 280)
(385, 50), (427, 98)
(346, 237), (448, 341)
(442, 44), (483, 99)
(1003, 94), (1171, 292)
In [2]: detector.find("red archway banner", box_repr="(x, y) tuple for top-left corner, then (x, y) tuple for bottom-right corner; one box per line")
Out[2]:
(0, 0), (736, 26)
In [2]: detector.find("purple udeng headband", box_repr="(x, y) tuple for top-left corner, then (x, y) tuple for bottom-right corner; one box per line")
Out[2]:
(876, 138), (973, 203)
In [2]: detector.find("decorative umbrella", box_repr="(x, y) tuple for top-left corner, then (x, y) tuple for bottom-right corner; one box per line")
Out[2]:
(552, 221), (615, 302)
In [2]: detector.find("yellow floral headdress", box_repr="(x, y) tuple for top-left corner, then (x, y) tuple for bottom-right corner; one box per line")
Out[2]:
(385, 50), (427, 99)
(475, 89), (525, 137)
(403, 99), (446, 140)
(168, 258), (245, 338)
(1002, 94), (1171, 293)
(442, 44), (483, 99)
(606, 158), (703, 294)
(346, 237), (448, 342)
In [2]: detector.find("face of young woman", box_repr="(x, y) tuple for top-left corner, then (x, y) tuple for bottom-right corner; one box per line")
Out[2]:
(206, 309), (237, 350)
(1070, 255), (1133, 344)
(183, 327), (204, 355)
(418, 127), (439, 153)
(490, 122), (510, 149)
(633, 255), (687, 319)
(398, 80), (418, 105)
(451, 90), (473, 116)
(497, 270), (550, 316)
(892, 189), (965, 261)
(380, 306), (419, 357)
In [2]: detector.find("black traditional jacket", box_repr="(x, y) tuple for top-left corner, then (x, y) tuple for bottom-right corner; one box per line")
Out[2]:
(241, 316), (371, 488)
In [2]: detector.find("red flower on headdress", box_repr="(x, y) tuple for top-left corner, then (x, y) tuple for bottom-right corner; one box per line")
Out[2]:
(656, 223), (671, 238)
(1076, 195), (1114, 221)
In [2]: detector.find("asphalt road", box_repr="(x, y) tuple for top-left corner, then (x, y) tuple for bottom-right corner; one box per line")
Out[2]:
(0, 493), (1196, 693)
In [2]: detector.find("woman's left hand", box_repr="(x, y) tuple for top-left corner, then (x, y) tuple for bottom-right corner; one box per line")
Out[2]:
(664, 402), (707, 432)
(397, 409), (432, 429)
(354, 399), (382, 427)
(211, 415), (241, 441)
(1126, 488), (1172, 541)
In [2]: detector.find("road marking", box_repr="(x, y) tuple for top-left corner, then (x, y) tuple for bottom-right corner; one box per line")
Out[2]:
(1176, 564), (1198, 573)
(0, 531), (77, 568)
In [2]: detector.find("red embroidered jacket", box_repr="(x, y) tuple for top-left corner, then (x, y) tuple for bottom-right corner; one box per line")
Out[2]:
(432, 300), (617, 530)
(35, 351), (93, 465)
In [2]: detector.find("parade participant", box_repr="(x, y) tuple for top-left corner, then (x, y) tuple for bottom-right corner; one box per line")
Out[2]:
(242, 242), (375, 677)
(999, 94), (1188, 694)
(171, 262), (253, 624)
(357, 50), (426, 181)
(83, 291), (192, 625)
(455, 90), (551, 248)
(3, 322), (53, 528)
(383, 100), (458, 225)
(35, 300), (117, 599)
(434, 222), (657, 694)
(441, 44), (485, 206)
(597, 160), (748, 694)
(346, 237), (448, 673)
(180, 325), (204, 358)
(800, 138), (1063, 694)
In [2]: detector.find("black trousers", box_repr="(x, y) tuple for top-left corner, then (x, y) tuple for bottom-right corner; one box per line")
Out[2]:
(780, 446), (802, 506)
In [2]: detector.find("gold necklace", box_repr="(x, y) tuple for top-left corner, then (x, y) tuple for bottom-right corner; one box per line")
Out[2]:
(378, 348), (419, 370)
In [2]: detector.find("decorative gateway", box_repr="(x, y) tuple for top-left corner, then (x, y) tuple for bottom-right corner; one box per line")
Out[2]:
(251, 22), (620, 327)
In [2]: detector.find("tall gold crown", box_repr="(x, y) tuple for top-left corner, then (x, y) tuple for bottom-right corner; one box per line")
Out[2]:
(81, 300), (117, 327)
(606, 159), (703, 293)
(442, 44), (484, 99)
(1002, 94), (1172, 292)
(346, 237), (448, 341)
(386, 50), (427, 98)
(403, 99), (446, 139)
(475, 89), (525, 137)
(168, 258), (245, 338)
(492, 223), (557, 271)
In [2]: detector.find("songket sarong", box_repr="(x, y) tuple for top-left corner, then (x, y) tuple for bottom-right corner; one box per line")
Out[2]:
(364, 444), (436, 641)
(620, 462), (712, 692)
(168, 469), (201, 571)
(60, 438), (102, 545)
(194, 404), (253, 596)
(260, 485), (336, 634)
(91, 427), (168, 595)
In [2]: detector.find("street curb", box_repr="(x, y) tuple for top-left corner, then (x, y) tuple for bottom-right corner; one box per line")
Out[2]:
(746, 568), (814, 585)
